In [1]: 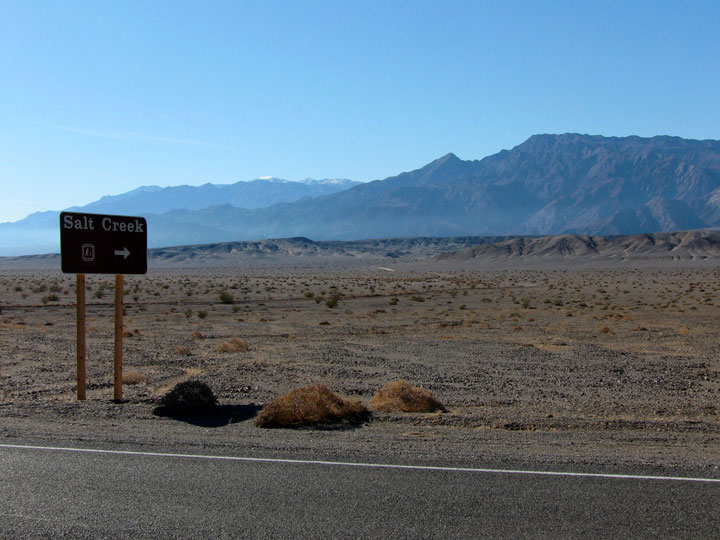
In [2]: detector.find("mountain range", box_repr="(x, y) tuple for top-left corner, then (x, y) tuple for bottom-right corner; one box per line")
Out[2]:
(71, 177), (359, 216)
(3, 133), (720, 255)
(0, 177), (358, 255)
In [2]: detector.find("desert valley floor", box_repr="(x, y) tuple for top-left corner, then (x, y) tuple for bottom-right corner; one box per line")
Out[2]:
(1, 259), (719, 475)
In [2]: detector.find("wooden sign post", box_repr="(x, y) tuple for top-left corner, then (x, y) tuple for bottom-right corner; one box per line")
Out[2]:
(76, 274), (86, 400)
(114, 274), (124, 401)
(60, 212), (147, 401)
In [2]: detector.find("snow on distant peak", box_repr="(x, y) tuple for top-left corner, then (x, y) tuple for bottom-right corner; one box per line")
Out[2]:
(299, 178), (355, 185)
(247, 176), (358, 185)
(255, 176), (291, 183)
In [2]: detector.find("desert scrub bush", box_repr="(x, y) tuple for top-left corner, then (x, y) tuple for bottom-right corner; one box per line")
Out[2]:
(158, 380), (217, 415)
(197, 310), (208, 319)
(410, 295), (425, 302)
(174, 346), (192, 355)
(219, 291), (235, 304)
(370, 380), (445, 413)
(122, 371), (146, 385)
(325, 290), (341, 308)
(256, 384), (370, 428)
(217, 338), (250, 353)
(389, 297), (399, 305)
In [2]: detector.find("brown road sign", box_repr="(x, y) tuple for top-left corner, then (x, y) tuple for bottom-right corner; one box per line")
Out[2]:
(60, 212), (147, 274)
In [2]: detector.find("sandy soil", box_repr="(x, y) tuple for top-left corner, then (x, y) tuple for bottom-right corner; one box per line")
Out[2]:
(1, 263), (719, 475)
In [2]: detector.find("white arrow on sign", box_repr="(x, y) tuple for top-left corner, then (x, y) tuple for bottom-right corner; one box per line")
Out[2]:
(114, 247), (131, 259)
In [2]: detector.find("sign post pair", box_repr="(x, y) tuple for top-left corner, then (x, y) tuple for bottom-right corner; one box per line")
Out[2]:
(60, 212), (147, 401)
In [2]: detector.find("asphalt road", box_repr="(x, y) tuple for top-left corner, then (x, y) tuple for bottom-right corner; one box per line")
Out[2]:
(1, 443), (719, 539)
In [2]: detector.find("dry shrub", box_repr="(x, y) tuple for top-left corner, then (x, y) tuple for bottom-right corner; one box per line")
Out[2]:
(366, 327), (387, 335)
(370, 380), (445, 413)
(217, 338), (250, 353)
(159, 380), (217, 415)
(256, 384), (369, 428)
(174, 346), (191, 356)
(122, 371), (146, 385)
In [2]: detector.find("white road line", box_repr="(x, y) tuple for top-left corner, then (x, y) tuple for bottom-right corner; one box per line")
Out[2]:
(375, 267), (395, 272)
(1, 443), (719, 484)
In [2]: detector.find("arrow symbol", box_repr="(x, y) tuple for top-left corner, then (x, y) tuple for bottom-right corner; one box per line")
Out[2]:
(114, 247), (131, 259)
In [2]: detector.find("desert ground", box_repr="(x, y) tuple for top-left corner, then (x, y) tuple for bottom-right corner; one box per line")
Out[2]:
(1, 260), (719, 475)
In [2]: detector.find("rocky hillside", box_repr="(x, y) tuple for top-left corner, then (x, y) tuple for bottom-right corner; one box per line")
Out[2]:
(3, 231), (720, 270)
(434, 230), (720, 266)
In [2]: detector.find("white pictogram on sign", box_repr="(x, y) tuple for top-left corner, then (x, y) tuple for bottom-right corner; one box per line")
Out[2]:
(81, 244), (95, 262)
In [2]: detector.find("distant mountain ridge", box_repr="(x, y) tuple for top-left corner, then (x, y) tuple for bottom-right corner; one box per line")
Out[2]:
(3, 133), (720, 255)
(3, 231), (720, 270)
(143, 133), (720, 247)
(69, 176), (359, 215)
(0, 177), (359, 255)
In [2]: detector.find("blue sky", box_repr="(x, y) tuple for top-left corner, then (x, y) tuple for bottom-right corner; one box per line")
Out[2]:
(1, 0), (719, 222)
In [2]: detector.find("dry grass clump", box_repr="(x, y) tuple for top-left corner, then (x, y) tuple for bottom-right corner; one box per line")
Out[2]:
(370, 380), (445, 413)
(217, 338), (250, 353)
(256, 384), (369, 428)
(174, 346), (192, 355)
(122, 371), (146, 385)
